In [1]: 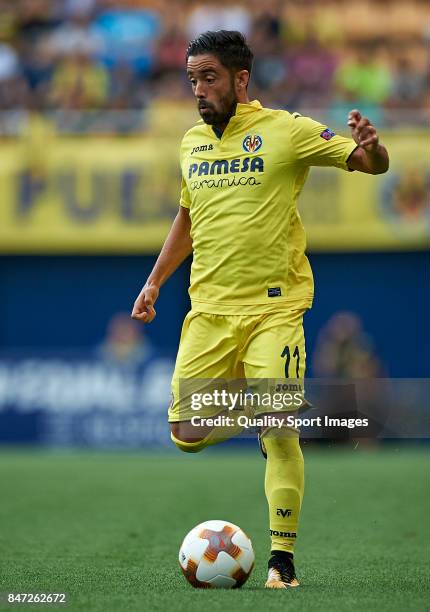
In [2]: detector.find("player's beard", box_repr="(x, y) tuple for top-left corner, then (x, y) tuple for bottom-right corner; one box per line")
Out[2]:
(198, 80), (237, 127)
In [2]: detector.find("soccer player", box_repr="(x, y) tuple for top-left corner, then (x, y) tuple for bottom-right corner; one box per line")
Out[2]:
(131, 31), (389, 589)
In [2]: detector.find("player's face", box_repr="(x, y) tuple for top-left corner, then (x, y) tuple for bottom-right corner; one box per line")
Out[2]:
(187, 54), (237, 126)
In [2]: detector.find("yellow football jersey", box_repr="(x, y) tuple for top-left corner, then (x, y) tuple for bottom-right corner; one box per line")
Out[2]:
(179, 100), (357, 314)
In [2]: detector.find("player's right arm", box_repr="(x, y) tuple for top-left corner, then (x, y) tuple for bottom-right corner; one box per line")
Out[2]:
(131, 205), (192, 323)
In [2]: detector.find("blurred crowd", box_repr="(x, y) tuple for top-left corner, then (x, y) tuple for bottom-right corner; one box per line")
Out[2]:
(313, 312), (385, 379)
(0, 0), (430, 132)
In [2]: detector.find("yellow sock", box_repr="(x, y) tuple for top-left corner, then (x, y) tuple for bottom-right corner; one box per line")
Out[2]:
(264, 432), (304, 554)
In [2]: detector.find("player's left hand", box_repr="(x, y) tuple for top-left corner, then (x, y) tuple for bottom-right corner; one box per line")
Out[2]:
(347, 109), (379, 152)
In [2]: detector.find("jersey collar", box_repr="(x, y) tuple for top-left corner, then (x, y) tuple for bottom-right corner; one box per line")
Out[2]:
(234, 99), (262, 115)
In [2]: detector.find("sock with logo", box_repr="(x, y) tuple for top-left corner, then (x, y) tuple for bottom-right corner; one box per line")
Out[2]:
(264, 431), (304, 553)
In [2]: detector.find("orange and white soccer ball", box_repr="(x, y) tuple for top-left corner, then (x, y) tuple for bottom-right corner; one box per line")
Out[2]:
(178, 520), (255, 588)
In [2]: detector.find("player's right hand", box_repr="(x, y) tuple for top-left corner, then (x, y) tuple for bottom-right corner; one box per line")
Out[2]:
(131, 283), (159, 323)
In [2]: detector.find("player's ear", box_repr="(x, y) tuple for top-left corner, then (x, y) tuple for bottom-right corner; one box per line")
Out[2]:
(235, 70), (249, 92)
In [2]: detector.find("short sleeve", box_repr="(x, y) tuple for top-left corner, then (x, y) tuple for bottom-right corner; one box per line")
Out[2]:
(180, 177), (191, 209)
(290, 114), (358, 170)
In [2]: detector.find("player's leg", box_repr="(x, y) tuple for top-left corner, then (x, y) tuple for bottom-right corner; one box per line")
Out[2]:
(262, 429), (303, 588)
(169, 311), (246, 453)
(242, 309), (306, 588)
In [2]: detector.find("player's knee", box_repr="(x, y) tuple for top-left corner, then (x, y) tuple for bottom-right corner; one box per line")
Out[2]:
(170, 423), (208, 453)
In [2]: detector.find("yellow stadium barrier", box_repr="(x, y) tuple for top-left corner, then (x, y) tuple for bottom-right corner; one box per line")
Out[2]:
(0, 126), (428, 253)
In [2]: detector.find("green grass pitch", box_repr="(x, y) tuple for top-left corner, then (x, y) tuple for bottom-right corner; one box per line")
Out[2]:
(0, 446), (428, 611)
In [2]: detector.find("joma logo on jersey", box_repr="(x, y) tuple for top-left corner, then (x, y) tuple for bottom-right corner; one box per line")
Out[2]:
(188, 156), (264, 178)
(243, 134), (263, 153)
(191, 144), (214, 155)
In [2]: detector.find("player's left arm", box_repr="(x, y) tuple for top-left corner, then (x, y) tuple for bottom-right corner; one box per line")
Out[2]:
(346, 109), (389, 175)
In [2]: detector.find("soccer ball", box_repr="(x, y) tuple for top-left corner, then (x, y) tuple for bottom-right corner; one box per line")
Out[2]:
(178, 519), (255, 588)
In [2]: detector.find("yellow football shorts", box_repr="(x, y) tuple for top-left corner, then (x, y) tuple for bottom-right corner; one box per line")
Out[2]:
(168, 309), (306, 423)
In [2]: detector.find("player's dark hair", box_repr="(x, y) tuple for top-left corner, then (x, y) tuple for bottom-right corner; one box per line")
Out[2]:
(186, 30), (253, 76)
